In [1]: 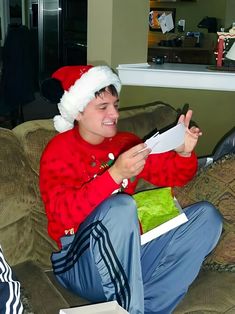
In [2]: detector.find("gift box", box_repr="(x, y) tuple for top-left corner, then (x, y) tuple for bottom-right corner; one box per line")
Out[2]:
(60, 301), (129, 314)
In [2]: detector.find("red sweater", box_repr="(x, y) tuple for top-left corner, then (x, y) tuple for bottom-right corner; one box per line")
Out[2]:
(39, 127), (197, 247)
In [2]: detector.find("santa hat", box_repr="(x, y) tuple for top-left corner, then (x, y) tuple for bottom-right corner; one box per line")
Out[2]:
(43, 65), (122, 133)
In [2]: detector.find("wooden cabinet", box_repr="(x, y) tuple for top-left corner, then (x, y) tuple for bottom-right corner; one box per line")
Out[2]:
(148, 46), (212, 64)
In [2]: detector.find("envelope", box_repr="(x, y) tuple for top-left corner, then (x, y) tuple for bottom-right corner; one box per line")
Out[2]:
(145, 123), (186, 154)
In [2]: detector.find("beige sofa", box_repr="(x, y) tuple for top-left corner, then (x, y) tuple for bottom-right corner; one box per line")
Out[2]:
(0, 101), (234, 313)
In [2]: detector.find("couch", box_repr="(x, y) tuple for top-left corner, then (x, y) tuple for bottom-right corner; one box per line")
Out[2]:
(0, 101), (234, 314)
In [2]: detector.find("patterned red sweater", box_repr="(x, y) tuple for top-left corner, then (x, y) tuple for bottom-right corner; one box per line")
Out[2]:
(39, 127), (197, 247)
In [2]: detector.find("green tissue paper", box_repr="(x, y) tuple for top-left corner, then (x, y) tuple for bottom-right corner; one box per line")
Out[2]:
(133, 187), (180, 234)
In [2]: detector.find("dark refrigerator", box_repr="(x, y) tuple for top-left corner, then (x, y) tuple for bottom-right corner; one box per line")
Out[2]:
(29, 0), (87, 82)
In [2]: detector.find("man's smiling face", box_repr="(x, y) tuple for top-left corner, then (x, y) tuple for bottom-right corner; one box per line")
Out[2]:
(77, 89), (119, 145)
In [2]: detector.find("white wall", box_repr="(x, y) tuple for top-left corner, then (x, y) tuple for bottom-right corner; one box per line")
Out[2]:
(87, 0), (149, 69)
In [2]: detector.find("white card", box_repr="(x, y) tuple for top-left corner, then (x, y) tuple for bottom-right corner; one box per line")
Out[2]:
(60, 301), (128, 313)
(145, 123), (186, 154)
(158, 12), (174, 34)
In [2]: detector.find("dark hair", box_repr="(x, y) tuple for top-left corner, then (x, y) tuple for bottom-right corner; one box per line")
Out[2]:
(94, 84), (118, 98)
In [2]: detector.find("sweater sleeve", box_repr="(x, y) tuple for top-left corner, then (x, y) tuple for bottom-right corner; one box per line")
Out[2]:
(39, 142), (120, 245)
(139, 150), (198, 187)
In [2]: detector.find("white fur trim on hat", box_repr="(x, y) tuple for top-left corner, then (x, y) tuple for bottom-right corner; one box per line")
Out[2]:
(53, 65), (121, 133)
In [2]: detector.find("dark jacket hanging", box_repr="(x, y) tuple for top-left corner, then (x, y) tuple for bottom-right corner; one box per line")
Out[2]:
(1, 25), (36, 115)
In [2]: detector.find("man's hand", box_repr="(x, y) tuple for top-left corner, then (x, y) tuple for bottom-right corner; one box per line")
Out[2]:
(175, 110), (202, 157)
(108, 143), (151, 184)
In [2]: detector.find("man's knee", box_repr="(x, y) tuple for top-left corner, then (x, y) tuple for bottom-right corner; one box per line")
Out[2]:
(192, 201), (223, 249)
(200, 201), (223, 228)
(97, 193), (140, 238)
(92, 193), (140, 250)
(109, 193), (137, 222)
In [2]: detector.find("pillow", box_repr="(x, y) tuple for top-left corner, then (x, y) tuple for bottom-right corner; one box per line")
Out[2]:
(174, 153), (235, 272)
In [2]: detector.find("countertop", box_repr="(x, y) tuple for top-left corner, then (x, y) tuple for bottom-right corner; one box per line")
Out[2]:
(116, 63), (235, 91)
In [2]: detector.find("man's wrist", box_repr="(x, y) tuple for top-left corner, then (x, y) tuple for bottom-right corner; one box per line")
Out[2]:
(108, 167), (123, 184)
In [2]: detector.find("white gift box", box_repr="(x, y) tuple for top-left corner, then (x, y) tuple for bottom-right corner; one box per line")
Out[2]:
(59, 301), (129, 314)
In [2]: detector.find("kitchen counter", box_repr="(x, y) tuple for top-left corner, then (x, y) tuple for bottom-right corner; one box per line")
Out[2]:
(116, 63), (235, 91)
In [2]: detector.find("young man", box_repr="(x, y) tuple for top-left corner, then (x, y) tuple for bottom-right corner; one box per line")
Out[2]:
(40, 65), (222, 314)
(0, 246), (23, 313)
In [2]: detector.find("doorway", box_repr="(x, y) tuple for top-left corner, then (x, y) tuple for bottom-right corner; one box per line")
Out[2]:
(28, 0), (87, 82)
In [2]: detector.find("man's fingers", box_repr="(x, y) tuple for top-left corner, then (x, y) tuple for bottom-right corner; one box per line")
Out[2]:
(184, 110), (193, 128)
(189, 126), (202, 137)
(127, 143), (150, 157)
(178, 109), (193, 128)
(178, 114), (185, 124)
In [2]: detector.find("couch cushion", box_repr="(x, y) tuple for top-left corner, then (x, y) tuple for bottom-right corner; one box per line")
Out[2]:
(13, 119), (57, 174)
(13, 261), (89, 314)
(175, 269), (235, 313)
(0, 128), (36, 265)
(174, 153), (235, 272)
(118, 101), (178, 139)
(0, 126), (57, 267)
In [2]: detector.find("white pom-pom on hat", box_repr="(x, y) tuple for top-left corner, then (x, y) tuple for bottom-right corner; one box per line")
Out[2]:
(51, 65), (122, 133)
(53, 115), (74, 133)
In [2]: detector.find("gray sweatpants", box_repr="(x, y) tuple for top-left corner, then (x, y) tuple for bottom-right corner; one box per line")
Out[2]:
(51, 193), (222, 314)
